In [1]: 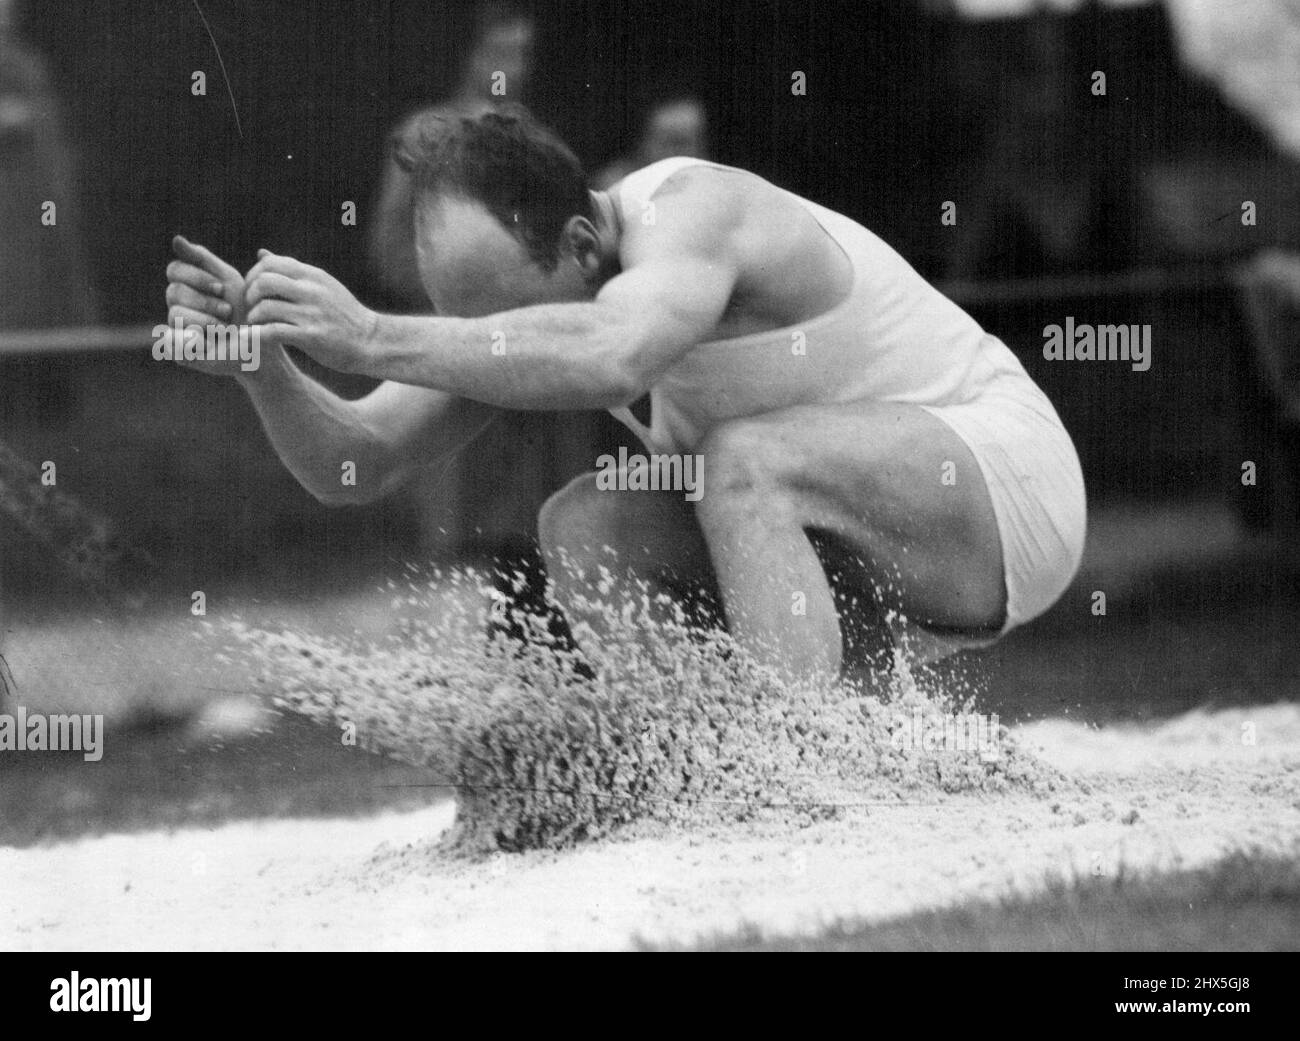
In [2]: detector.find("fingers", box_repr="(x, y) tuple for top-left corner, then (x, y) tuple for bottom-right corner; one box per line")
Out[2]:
(246, 298), (299, 326)
(166, 260), (227, 299)
(165, 280), (232, 319)
(244, 270), (307, 308)
(245, 249), (312, 285)
(250, 322), (298, 348)
(172, 235), (239, 282)
(167, 304), (223, 330)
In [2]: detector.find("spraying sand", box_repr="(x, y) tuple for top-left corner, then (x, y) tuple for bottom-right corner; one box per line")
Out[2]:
(226, 570), (1063, 854)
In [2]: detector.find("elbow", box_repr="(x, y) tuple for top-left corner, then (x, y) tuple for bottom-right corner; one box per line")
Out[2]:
(313, 490), (351, 508)
(594, 372), (644, 410)
(586, 350), (649, 410)
(308, 464), (404, 508)
(311, 486), (367, 508)
(312, 485), (390, 509)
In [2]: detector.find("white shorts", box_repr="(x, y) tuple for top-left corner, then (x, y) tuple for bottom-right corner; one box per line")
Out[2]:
(900, 368), (1087, 663)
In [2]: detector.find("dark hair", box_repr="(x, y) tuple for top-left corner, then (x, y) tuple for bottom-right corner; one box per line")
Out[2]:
(393, 105), (593, 271)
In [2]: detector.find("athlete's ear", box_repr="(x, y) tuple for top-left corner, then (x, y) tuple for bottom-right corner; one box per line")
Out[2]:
(561, 215), (603, 281)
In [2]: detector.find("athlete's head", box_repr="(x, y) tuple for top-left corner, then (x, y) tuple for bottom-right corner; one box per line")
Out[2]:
(396, 105), (614, 316)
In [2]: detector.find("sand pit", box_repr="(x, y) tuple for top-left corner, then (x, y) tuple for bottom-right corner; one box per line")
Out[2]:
(4, 556), (1298, 951)
(3, 701), (1298, 950)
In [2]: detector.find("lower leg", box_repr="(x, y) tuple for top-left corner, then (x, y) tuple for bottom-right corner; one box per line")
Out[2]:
(538, 476), (718, 668)
(696, 494), (843, 682)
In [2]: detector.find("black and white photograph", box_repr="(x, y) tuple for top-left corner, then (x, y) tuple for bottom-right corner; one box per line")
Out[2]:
(0, 0), (1297, 973)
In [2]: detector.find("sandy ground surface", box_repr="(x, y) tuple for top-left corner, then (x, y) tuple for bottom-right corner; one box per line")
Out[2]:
(5, 702), (1298, 951)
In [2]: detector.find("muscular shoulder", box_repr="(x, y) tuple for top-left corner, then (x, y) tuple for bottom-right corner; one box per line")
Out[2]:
(614, 161), (853, 336)
(617, 162), (772, 266)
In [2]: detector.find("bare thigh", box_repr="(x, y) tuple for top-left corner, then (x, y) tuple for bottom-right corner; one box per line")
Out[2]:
(541, 400), (1006, 638)
(697, 400), (1007, 631)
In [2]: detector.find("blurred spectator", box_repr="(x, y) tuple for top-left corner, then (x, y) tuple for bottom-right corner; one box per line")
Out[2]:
(367, 3), (588, 586)
(593, 95), (710, 189)
(369, 3), (537, 308)
(1232, 250), (1300, 532)
(1237, 250), (1300, 426)
(1165, 0), (1300, 161)
(943, 12), (1110, 279)
(0, 0), (97, 328)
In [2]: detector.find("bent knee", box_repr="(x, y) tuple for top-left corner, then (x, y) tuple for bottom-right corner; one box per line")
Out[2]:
(696, 418), (793, 503)
(538, 473), (606, 558)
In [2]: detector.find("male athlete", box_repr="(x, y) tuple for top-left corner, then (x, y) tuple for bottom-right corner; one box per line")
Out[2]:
(165, 107), (1086, 681)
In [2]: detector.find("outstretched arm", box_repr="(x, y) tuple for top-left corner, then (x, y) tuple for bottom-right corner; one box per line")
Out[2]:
(237, 351), (497, 506)
(164, 236), (496, 505)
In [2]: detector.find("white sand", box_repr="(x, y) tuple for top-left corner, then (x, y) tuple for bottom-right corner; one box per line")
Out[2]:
(4, 703), (1298, 951)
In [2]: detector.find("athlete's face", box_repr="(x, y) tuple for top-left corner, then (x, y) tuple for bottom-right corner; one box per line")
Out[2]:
(413, 193), (596, 317)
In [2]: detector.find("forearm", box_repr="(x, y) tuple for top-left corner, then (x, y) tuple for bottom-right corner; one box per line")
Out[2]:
(237, 345), (405, 504)
(362, 306), (640, 410)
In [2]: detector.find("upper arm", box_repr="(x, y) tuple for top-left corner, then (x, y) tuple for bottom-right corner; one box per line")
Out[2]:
(595, 176), (742, 389)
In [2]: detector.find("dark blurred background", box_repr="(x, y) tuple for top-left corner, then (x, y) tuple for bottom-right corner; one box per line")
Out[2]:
(2, 0), (1299, 608)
